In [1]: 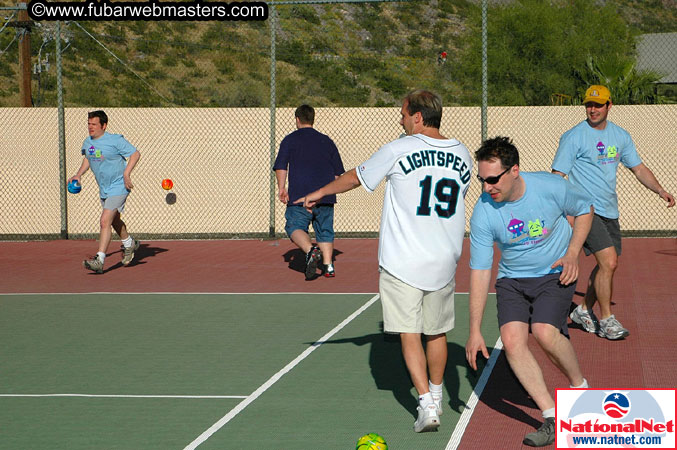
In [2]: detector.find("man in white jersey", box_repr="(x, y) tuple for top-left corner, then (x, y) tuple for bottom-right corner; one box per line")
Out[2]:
(466, 136), (593, 447)
(68, 110), (141, 273)
(552, 85), (675, 340)
(298, 90), (472, 433)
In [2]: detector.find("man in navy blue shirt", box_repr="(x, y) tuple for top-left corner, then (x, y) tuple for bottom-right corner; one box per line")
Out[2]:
(274, 105), (345, 280)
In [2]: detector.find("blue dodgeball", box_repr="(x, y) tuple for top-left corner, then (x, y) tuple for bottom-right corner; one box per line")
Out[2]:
(67, 180), (82, 194)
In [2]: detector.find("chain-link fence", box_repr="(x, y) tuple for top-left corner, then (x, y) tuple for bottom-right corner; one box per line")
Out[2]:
(0, 1), (675, 240)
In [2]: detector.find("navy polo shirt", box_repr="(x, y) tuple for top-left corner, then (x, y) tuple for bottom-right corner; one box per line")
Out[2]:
(273, 127), (345, 205)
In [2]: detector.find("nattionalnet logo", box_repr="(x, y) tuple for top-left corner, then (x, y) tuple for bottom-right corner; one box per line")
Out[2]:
(556, 389), (675, 448)
(604, 392), (631, 419)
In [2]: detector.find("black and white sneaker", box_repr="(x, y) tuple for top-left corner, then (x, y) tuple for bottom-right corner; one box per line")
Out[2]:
(323, 263), (335, 278)
(304, 246), (321, 280)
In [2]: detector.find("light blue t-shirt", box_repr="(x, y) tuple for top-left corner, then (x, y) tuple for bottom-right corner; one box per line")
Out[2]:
(470, 172), (592, 279)
(552, 120), (642, 219)
(81, 132), (137, 198)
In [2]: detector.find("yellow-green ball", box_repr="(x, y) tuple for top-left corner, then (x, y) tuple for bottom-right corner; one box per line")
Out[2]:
(356, 433), (387, 450)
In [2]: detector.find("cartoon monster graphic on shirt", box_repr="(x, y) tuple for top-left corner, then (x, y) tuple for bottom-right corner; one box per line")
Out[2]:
(507, 217), (525, 238)
(87, 145), (104, 161)
(528, 219), (544, 237)
(596, 141), (619, 165)
(596, 141), (606, 155)
(507, 215), (549, 245)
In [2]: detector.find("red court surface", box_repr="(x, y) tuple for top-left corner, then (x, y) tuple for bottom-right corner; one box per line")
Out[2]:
(1, 238), (383, 294)
(2, 237), (676, 448)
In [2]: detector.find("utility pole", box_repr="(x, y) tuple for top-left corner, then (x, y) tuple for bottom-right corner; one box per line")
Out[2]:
(12, 3), (33, 106)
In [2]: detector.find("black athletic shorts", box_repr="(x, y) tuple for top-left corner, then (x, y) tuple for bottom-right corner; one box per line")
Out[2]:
(495, 273), (575, 336)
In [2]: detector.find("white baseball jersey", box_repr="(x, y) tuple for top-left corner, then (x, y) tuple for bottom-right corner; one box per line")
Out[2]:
(356, 134), (473, 290)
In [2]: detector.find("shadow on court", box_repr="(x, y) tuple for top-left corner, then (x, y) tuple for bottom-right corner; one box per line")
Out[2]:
(282, 248), (344, 279)
(318, 326), (470, 419)
(478, 351), (541, 429)
(90, 243), (169, 274)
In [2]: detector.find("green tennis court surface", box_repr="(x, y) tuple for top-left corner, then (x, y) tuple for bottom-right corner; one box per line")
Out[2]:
(0, 293), (498, 449)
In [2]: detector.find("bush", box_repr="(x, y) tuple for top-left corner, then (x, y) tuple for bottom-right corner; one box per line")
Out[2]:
(288, 5), (320, 24)
(214, 56), (236, 75)
(456, 0), (637, 105)
(376, 73), (407, 98)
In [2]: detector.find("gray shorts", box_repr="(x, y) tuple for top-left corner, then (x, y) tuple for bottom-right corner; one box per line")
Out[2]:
(495, 273), (574, 336)
(100, 194), (128, 213)
(583, 214), (621, 256)
(379, 268), (455, 335)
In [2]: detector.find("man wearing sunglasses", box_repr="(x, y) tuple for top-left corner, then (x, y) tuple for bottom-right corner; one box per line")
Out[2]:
(466, 136), (593, 447)
(552, 85), (675, 340)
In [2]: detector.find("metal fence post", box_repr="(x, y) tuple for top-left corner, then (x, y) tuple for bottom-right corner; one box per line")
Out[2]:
(481, 0), (487, 142)
(268, 4), (277, 238)
(56, 20), (68, 239)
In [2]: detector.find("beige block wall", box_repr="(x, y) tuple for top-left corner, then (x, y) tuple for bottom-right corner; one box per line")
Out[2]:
(0, 105), (675, 237)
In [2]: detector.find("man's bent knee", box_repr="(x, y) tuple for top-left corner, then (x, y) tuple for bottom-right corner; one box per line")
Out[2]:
(499, 323), (529, 354)
(595, 248), (618, 272)
(531, 323), (561, 349)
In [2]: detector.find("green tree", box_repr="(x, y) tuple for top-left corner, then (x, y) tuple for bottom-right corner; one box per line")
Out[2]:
(455, 0), (637, 106)
(579, 55), (665, 104)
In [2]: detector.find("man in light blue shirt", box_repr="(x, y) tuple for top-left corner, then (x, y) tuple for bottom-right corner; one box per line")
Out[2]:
(552, 85), (674, 340)
(466, 136), (593, 447)
(68, 110), (141, 273)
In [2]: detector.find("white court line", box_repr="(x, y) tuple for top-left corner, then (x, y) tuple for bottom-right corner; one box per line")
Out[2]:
(0, 394), (246, 399)
(445, 336), (504, 450)
(183, 294), (381, 450)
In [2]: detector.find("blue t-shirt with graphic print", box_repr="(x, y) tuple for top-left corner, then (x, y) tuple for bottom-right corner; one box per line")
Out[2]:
(552, 120), (642, 219)
(81, 132), (137, 198)
(470, 172), (592, 279)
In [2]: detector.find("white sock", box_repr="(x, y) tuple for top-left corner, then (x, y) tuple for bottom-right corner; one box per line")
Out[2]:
(429, 380), (443, 400)
(96, 252), (106, 263)
(122, 236), (133, 248)
(418, 392), (434, 408)
(570, 378), (588, 389)
(577, 305), (589, 314)
(542, 408), (555, 419)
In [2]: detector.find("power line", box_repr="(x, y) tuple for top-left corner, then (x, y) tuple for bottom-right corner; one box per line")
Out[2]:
(0, 11), (17, 57)
(0, 11), (16, 34)
(0, 31), (17, 56)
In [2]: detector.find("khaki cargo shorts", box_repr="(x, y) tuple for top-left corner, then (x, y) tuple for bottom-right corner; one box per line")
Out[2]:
(379, 268), (455, 335)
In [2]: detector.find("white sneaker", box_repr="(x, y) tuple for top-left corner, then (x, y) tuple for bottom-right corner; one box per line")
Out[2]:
(414, 403), (440, 433)
(569, 306), (598, 333)
(432, 394), (443, 416)
(597, 315), (629, 340)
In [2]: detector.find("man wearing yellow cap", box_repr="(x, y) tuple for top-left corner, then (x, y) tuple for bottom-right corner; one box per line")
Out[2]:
(551, 85), (675, 340)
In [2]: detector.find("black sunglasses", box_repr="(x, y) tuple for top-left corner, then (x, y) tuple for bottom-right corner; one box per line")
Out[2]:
(477, 166), (512, 185)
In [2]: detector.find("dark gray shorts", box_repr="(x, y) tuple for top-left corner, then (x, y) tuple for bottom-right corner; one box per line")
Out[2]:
(495, 273), (575, 335)
(583, 214), (621, 256)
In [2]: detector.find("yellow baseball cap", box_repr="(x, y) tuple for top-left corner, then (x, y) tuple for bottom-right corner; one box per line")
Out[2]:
(583, 85), (611, 104)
